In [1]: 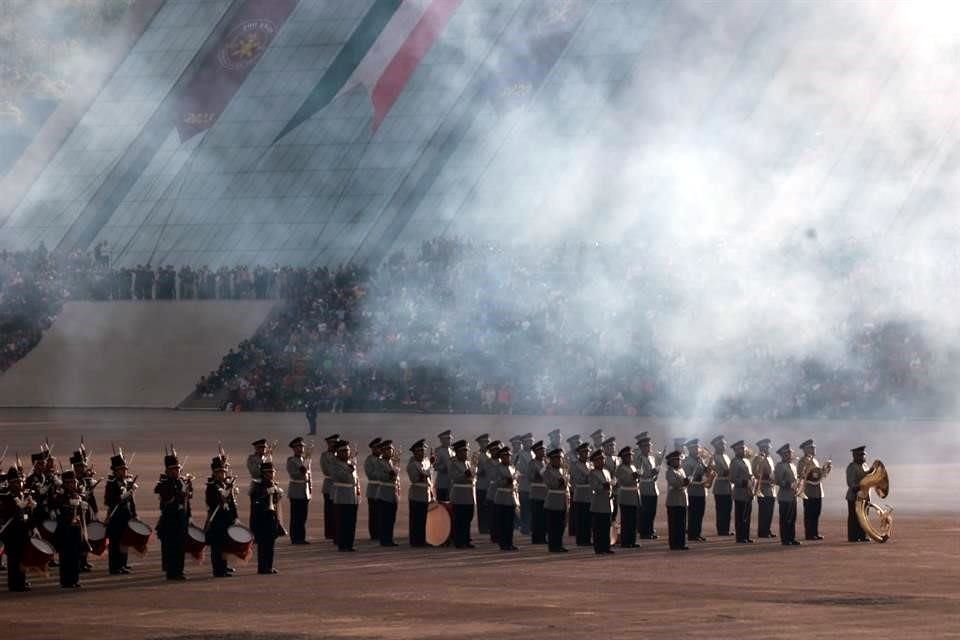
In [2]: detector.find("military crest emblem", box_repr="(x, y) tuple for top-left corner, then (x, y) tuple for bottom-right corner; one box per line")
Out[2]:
(218, 19), (277, 71)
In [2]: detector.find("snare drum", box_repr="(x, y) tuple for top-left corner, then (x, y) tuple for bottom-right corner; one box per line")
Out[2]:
(120, 519), (152, 556)
(40, 519), (57, 543)
(22, 537), (55, 574)
(185, 524), (206, 561)
(425, 502), (453, 546)
(86, 521), (108, 556)
(224, 524), (254, 561)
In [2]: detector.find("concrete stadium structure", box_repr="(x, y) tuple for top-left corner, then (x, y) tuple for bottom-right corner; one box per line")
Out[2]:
(0, 0), (951, 268)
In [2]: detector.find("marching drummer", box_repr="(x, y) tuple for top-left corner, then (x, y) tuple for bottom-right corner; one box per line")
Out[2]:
(53, 470), (86, 588)
(376, 440), (400, 547)
(70, 449), (98, 573)
(250, 461), (284, 574)
(0, 466), (34, 591)
(104, 451), (137, 574)
(155, 451), (192, 581)
(205, 456), (238, 577)
(406, 439), (433, 548)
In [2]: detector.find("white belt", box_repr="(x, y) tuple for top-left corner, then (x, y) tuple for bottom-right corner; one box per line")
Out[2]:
(452, 483), (474, 488)
(333, 482), (356, 488)
(548, 489), (567, 495)
(367, 481), (386, 486)
(496, 488), (515, 492)
(618, 486), (639, 491)
(806, 481), (821, 485)
(639, 479), (656, 483)
(575, 484), (591, 488)
(530, 483), (547, 488)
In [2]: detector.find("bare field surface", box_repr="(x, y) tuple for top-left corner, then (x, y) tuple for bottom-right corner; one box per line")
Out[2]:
(0, 410), (958, 638)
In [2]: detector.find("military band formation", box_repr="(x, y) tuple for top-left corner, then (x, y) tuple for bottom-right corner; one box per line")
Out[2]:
(0, 429), (889, 592)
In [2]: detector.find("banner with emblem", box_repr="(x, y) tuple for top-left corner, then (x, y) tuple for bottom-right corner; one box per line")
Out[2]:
(175, 0), (299, 142)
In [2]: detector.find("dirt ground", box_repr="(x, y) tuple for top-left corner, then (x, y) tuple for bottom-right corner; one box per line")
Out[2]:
(0, 409), (958, 639)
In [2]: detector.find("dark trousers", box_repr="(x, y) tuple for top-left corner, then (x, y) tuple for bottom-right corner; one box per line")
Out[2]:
(518, 492), (531, 533)
(5, 543), (26, 590)
(323, 493), (336, 540)
(409, 500), (428, 547)
(367, 499), (379, 541)
(254, 526), (275, 573)
(306, 413), (316, 435)
(847, 499), (867, 541)
(619, 504), (638, 547)
(453, 503), (474, 547)
(489, 499), (499, 543)
(57, 527), (84, 586)
(530, 499), (546, 544)
(757, 497), (776, 537)
(779, 500), (797, 543)
(107, 532), (128, 573)
(687, 495), (706, 539)
(496, 504), (515, 550)
(546, 509), (566, 551)
(574, 502), (592, 545)
(734, 499), (753, 542)
(336, 503), (358, 550)
(436, 488), (450, 502)
(639, 494), (658, 538)
(476, 490), (489, 533)
(210, 543), (227, 576)
(667, 505), (687, 549)
(592, 512), (612, 553)
(568, 494), (576, 536)
(289, 498), (309, 543)
(378, 501), (397, 545)
(161, 511), (187, 578)
(803, 497), (822, 539)
(714, 494), (733, 535)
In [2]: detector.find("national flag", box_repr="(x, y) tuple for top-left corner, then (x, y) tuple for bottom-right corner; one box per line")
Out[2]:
(176, 0), (300, 141)
(274, 0), (461, 142)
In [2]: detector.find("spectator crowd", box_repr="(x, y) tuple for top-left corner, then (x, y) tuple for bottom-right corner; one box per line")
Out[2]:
(0, 240), (952, 419)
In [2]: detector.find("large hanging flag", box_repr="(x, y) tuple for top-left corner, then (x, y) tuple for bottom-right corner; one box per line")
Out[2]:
(274, 0), (462, 142)
(176, 0), (300, 141)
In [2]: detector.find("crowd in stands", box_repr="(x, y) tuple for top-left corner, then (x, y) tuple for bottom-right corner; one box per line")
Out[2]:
(0, 240), (950, 418)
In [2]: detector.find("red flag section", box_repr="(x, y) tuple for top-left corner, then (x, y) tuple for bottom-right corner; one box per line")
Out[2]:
(175, 0), (299, 142)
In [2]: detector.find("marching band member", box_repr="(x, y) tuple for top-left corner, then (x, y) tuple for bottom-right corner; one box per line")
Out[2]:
(665, 451), (690, 551)
(589, 449), (614, 555)
(449, 440), (476, 548)
(565, 434), (582, 538)
(774, 443), (800, 545)
(1, 466), (34, 591)
(205, 456), (238, 577)
(363, 438), (382, 542)
(507, 435), (524, 533)
(26, 451), (55, 529)
(406, 439), (433, 547)
(331, 440), (360, 552)
(543, 448), (569, 552)
(682, 439), (708, 542)
(435, 430), (454, 503)
(846, 445), (872, 543)
(799, 439), (831, 540)
(710, 435), (733, 536)
(590, 429), (605, 451)
(484, 440), (502, 543)
(729, 440), (755, 544)
(247, 439), (268, 526)
(376, 440), (400, 547)
(70, 449), (97, 572)
(250, 461), (284, 573)
(527, 441), (548, 545)
(287, 437), (312, 545)
(104, 452), (137, 574)
(547, 429), (563, 452)
(53, 470), (86, 588)
(320, 433), (340, 541)
(155, 451), (191, 580)
(474, 434), (491, 535)
(493, 446), (520, 551)
(754, 439), (777, 539)
(518, 433), (535, 535)
(614, 446), (640, 548)
(636, 435), (660, 540)
(571, 442), (593, 546)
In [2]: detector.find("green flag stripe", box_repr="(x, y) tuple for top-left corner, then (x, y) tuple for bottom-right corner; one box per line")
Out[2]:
(274, 0), (403, 142)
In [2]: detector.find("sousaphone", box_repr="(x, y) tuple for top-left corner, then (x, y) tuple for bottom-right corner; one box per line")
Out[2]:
(855, 460), (893, 543)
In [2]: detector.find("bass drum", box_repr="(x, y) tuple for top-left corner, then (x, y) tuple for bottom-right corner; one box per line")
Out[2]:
(185, 524), (207, 561)
(86, 521), (108, 556)
(425, 502), (453, 546)
(224, 524), (254, 562)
